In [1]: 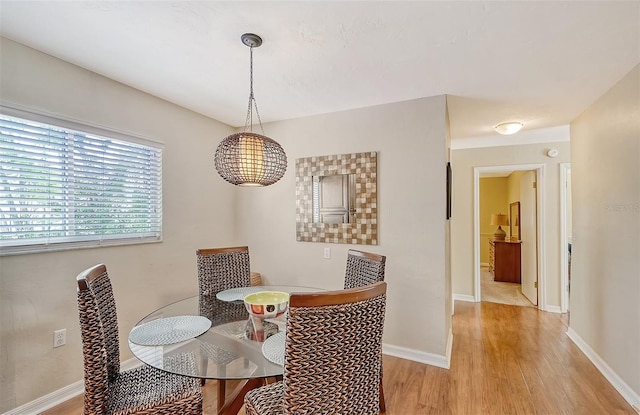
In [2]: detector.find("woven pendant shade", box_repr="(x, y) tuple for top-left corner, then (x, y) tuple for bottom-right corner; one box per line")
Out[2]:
(215, 132), (287, 187)
(214, 33), (287, 187)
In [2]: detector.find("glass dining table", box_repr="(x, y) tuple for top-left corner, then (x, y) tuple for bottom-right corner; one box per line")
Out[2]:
(128, 285), (321, 415)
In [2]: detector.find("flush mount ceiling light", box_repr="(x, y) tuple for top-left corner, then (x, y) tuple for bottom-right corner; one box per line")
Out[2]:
(214, 33), (287, 187)
(494, 122), (524, 135)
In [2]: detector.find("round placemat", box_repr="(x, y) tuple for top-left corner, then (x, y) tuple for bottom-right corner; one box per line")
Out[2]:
(216, 286), (263, 302)
(261, 331), (286, 366)
(129, 315), (211, 346)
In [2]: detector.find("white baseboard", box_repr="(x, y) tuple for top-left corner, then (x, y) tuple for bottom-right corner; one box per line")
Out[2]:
(1, 381), (84, 415)
(452, 294), (564, 317)
(1, 358), (141, 415)
(544, 304), (562, 313)
(446, 328), (453, 368)
(566, 327), (640, 410)
(383, 342), (450, 369)
(453, 293), (476, 303)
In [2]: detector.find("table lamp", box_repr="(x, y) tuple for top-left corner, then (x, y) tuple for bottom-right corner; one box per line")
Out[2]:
(491, 213), (510, 241)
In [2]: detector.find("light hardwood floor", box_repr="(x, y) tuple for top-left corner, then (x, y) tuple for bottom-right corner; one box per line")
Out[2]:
(40, 301), (636, 415)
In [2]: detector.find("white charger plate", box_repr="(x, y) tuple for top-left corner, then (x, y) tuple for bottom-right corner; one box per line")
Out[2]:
(261, 331), (286, 366)
(216, 286), (263, 302)
(129, 315), (211, 346)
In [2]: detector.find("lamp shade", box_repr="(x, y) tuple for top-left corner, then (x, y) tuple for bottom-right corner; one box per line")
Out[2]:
(214, 132), (287, 186)
(490, 213), (509, 241)
(490, 213), (509, 226)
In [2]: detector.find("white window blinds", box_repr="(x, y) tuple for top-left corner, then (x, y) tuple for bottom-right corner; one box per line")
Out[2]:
(0, 111), (162, 255)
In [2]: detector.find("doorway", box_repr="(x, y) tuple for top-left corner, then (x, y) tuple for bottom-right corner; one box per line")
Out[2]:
(560, 163), (571, 313)
(473, 164), (546, 309)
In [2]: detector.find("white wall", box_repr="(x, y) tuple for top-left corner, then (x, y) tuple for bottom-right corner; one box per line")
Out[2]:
(451, 140), (571, 308)
(236, 96), (452, 358)
(0, 38), (239, 411)
(569, 64), (639, 403)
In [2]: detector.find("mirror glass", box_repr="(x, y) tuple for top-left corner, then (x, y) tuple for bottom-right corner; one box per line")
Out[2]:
(296, 151), (377, 245)
(510, 201), (521, 241)
(312, 174), (356, 224)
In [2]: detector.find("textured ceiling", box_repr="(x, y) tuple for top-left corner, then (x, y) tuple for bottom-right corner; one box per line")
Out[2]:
(0, 1), (638, 141)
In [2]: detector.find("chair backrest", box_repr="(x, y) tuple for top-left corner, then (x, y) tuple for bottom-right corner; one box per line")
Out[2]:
(196, 246), (251, 293)
(283, 282), (387, 415)
(196, 246), (251, 317)
(76, 264), (120, 415)
(344, 249), (386, 289)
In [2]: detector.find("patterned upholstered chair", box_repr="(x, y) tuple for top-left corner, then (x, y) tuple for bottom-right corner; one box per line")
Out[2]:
(197, 246), (251, 305)
(196, 246), (251, 328)
(244, 282), (387, 415)
(344, 249), (386, 289)
(76, 264), (202, 415)
(250, 271), (263, 287)
(196, 246), (251, 407)
(344, 249), (387, 412)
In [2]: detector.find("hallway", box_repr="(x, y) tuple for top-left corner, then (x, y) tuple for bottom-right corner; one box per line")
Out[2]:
(480, 265), (535, 307)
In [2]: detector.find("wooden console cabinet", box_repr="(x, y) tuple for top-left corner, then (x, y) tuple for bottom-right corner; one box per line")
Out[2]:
(489, 240), (521, 283)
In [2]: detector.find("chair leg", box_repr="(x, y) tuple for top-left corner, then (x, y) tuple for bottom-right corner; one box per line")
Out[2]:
(263, 375), (283, 385)
(200, 353), (209, 386)
(217, 379), (226, 412)
(379, 378), (386, 413)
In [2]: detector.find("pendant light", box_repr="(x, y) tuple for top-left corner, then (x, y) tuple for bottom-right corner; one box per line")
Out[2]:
(214, 33), (287, 187)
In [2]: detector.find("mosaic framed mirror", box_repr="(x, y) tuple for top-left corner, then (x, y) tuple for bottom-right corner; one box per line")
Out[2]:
(296, 151), (377, 244)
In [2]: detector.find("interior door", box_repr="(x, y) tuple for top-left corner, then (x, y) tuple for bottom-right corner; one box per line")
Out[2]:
(520, 171), (538, 305)
(317, 174), (351, 224)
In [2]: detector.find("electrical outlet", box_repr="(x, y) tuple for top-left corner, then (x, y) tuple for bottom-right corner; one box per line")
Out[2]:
(53, 329), (66, 348)
(323, 247), (331, 259)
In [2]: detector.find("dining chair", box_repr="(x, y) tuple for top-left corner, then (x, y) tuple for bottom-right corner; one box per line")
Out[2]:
(244, 281), (387, 415)
(196, 246), (251, 325)
(197, 246), (251, 297)
(196, 246), (251, 408)
(343, 249), (387, 412)
(76, 264), (202, 415)
(250, 271), (263, 286)
(344, 249), (387, 289)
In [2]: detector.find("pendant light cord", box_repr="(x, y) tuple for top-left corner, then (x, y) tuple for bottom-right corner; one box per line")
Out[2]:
(244, 45), (265, 135)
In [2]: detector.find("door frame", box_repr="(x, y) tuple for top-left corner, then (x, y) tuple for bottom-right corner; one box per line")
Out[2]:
(473, 164), (546, 310)
(560, 163), (571, 313)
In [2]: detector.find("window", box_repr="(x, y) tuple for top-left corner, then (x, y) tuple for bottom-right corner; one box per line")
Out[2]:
(0, 109), (162, 255)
